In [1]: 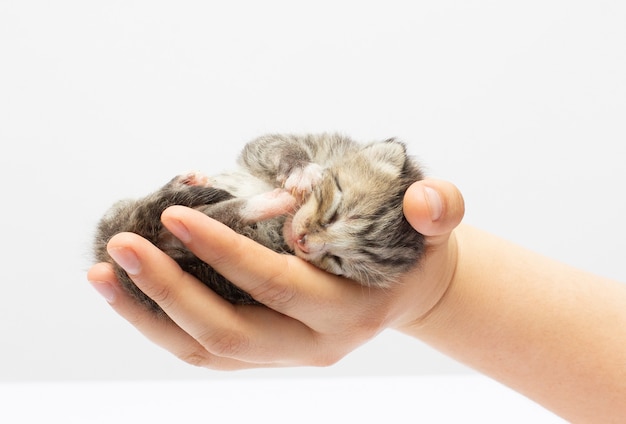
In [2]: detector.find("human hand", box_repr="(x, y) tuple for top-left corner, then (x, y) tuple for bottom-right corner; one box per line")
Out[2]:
(87, 179), (464, 369)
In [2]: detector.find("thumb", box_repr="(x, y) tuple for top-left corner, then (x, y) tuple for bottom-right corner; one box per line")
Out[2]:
(403, 179), (465, 240)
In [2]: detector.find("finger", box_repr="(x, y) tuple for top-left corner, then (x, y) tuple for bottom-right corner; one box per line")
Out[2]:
(103, 232), (326, 365)
(87, 262), (234, 369)
(88, 262), (268, 370)
(160, 206), (381, 330)
(403, 179), (465, 244)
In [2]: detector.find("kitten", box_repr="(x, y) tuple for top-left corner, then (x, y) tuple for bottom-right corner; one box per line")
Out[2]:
(93, 133), (425, 314)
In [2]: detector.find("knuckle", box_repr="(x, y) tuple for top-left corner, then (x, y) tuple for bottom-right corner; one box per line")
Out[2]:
(308, 341), (349, 368)
(310, 353), (342, 368)
(143, 283), (177, 311)
(176, 349), (213, 368)
(202, 329), (251, 359)
(251, 279), (297, 309)
(354, 315), (386, 339)
(247, 256), (297, 308)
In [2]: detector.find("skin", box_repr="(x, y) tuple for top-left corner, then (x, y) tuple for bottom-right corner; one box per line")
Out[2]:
(88, 179), (626, 422)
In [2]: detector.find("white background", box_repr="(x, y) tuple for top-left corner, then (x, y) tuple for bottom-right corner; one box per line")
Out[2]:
(0, 0), (624, 409)
(0, 377), (568, 423)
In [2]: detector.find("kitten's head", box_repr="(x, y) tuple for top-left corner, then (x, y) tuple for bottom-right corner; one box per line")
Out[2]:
(283, 139), (425, 287)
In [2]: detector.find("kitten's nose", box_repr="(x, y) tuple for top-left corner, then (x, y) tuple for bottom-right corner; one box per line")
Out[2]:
(296, 234), (309, 253)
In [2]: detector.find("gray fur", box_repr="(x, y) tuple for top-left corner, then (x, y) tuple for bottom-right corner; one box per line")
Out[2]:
(93, 133), (425, 315)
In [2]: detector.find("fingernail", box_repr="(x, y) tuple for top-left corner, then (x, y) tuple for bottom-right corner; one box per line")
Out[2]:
(166, 218), (191, 244)
(107, 247), (141, 275)
(89, 281), (117, 303)
(424, 186), (443, 221)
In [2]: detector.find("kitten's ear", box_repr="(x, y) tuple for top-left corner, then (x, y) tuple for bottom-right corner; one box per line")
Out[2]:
(361, 139), (407, 174)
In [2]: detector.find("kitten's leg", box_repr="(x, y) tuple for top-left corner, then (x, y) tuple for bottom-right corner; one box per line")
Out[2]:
(159, 172), (213, 193)
(238, 134), (314, 184)
(196, 189), (296, 225)
(159, 190), (295, 257)
(238, 134), (331, 198)
(240, 189), (297, 221)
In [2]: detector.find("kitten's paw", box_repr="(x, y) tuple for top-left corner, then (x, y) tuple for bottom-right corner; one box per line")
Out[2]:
(282, 163), (324, 199)
(177, 171), (212, 187)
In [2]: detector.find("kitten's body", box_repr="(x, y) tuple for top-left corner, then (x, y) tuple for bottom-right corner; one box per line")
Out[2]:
(94, 134), (425, 314)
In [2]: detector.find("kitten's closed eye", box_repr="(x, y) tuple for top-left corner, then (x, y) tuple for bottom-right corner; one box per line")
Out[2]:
(320, 194), (342, 228)
(283, 140), (424, 287)
(315, 173), (343, 225)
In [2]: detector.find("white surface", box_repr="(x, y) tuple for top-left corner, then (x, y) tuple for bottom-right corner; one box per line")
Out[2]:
(1, 0), (625, 382)
(0, 376), (567, 423)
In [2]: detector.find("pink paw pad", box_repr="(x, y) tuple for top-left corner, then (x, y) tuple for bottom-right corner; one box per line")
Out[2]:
(178, 172), (212, 187)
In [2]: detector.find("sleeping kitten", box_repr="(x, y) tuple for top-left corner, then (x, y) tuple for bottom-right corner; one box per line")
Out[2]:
(93, 133), (425, 314)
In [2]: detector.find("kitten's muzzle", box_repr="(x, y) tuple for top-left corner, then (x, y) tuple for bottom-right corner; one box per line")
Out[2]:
(295, 233), (328, 259)
(296, 234), (309, 254)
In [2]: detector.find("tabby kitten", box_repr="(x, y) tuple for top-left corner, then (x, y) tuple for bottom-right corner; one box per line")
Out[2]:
(93, 133), (425, 314)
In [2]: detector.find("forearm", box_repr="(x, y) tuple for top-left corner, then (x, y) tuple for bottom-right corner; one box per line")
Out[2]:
(401, 225), (626, 422)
